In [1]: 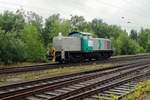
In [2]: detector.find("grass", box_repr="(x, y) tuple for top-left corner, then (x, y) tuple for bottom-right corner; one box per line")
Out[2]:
(122, 80), (150, 100)
(0, 63), (112, 86)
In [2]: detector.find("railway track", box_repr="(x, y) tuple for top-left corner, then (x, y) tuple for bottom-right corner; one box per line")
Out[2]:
(0, 58), (150, 100)
(86, 81), (138, 100)
(84, 79), (146, 100)
(0, 54), (150, 75)
(68, 73), (150, 100)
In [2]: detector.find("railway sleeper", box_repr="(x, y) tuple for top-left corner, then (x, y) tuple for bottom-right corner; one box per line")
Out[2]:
(84, 81), (139, 100)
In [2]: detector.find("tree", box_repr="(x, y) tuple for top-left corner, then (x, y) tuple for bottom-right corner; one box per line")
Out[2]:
(91, 19), (123, 38)
(21, 24), (46, 62)
(146, 41), (150, 52)
(130, 29), (138, 41)
(0, 10), (25, 33)
(91, 18), (106, 38)
(0, 30), (26, 64)
(138, 29), (150, 52)
(70, 15), (88, 32)
(0, 10), (148, 64)
(59, 19), (71, 36)
(26, 11), (43, 34)
(43, 14), (62, 46)
(114, 33), (143, 55)
(0, 10), (26, 64)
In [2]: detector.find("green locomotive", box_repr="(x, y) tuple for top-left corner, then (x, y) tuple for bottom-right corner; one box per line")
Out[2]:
(50, 32), (113, 63)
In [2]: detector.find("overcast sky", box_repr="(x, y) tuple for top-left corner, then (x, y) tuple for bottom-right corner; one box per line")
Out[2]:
(0, 0), (150, 32)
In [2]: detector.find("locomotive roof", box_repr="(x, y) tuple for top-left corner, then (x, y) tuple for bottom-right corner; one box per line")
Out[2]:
(68, 32), (92, 36)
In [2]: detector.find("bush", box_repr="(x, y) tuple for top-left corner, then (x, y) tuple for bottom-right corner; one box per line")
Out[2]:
(0, 30), (26, 64)
(21, 24), (46, 62)
(114, 33), (143, 55)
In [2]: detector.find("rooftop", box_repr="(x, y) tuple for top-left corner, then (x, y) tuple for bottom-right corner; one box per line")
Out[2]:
(68, 32), (92, 36)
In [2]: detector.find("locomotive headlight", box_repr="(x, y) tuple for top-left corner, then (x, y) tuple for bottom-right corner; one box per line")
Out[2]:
(58, 32), (62, 40)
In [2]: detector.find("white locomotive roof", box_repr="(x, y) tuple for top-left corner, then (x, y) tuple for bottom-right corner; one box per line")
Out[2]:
(69, 32), (93, 36)
(80, 32), (92, 36)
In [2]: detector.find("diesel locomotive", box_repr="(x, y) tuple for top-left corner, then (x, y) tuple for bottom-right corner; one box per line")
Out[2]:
(50, 32), (113, 63)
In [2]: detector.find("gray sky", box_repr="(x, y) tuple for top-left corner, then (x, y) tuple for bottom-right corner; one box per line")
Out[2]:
(0, 0), (150, 32)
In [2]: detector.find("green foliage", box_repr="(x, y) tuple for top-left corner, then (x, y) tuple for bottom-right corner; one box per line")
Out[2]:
(0, 10), (25, 32)
(60, 20), (72, 36)
(91, 19), (123, 39)
(91, 18), (107, 38)
(146, 41), (150, 52)
(26, 11), (43, 38)
(0, 10), (46, 64)
(114, 33), (143, 55)
(0, 10), (149, 64)
(0, 30), (26, 64)
(112, 95), (118, 100)
(43, 14), (62, 46)
(99, 96), (104, 100)
(138, 29), (150, 52)
(122, 80), (150, 100)
(70, 15), (88, 32)
(130, 29), (138, 41)
(43, 14), (73, 46)
(22, 24), (46, 62)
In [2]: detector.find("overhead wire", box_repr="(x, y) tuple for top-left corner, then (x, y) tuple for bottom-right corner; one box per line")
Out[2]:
(97, 0), (150, 29)
(98, 0), (149, 19)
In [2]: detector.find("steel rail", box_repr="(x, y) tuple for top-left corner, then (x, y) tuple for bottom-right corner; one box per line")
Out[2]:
(1, 60), (150, 100)
(0, 54), (150, 75)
